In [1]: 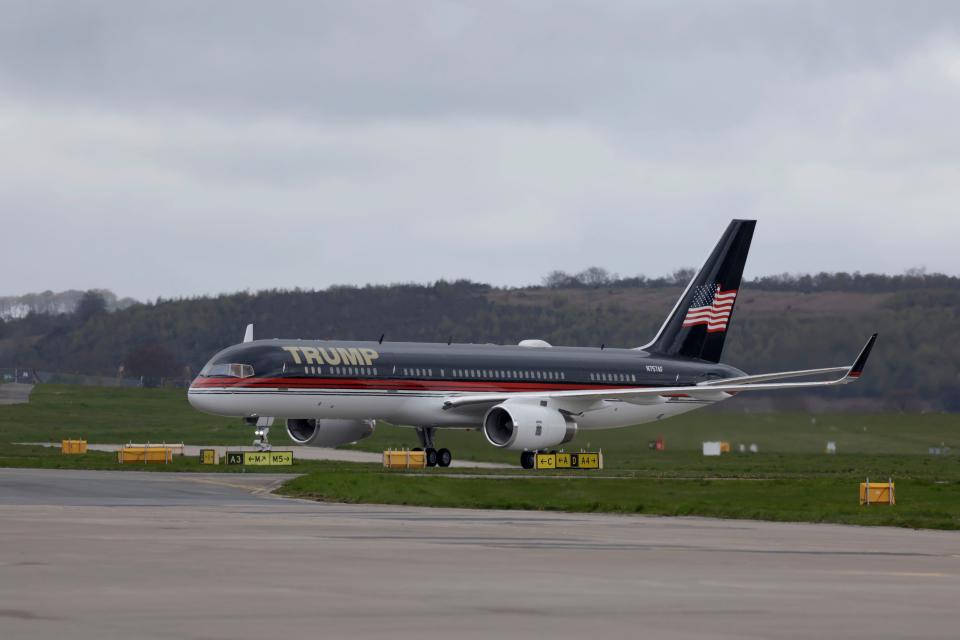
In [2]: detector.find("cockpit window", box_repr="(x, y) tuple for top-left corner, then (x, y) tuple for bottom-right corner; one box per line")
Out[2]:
(201, 363), (254, 378)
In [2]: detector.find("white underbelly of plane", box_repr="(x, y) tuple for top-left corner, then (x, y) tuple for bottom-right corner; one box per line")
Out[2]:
(187, 387), (716, 430)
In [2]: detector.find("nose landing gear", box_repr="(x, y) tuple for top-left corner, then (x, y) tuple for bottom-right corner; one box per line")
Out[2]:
(415, 426), (452, 468)
(245, 416), (275, 451)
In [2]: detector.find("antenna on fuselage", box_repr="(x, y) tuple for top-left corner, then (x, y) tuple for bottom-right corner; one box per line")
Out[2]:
(243, 324), (254, 343)
(447, 336), (452, 345)
(600, 343), (605, 350)
(378, 334), (385, 344)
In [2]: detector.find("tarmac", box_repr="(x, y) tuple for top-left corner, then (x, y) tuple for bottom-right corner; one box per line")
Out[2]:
(21, 441), (513, 468)
(1, 467), (959, 639)
(0, 383), (33, 405)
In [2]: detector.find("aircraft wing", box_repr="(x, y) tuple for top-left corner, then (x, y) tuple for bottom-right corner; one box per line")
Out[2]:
(443, 334), (877, 411)
(697, 367), (849, 386)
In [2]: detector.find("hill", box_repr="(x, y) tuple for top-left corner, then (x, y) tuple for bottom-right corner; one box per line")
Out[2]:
(0, 272), (957, 410)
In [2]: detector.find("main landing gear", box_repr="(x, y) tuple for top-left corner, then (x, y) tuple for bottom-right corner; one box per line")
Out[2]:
(415, 426), (452, 468)
(520, 451), (536, 469)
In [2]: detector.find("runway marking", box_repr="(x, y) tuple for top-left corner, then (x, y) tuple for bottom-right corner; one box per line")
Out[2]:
(816, 570), (957, 578)
(397, 473), (783, 480)
(0, 609), (60, 621)
(178, 475), (296, 496)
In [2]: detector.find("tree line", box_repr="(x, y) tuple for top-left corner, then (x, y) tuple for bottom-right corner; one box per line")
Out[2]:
(542, 266), (960, 293)
(0, 274), (957, 410)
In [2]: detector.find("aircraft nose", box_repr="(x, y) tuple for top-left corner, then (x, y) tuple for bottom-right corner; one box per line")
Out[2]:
(187, 379), (208, 411)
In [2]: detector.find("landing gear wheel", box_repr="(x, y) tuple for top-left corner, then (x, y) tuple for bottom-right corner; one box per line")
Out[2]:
(425, 447), (438, 467)
(437, 448), (452, 467)
(254, 426), (272, 451)
(520, 451), (535, 469)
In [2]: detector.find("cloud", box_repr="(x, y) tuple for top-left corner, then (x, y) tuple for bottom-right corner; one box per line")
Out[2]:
(1, 1), (959, 298)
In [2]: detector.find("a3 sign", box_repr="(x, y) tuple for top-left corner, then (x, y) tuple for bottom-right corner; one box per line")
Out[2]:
(222, 451), (294, 466)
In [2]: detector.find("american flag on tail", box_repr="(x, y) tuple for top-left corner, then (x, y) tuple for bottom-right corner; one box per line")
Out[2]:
(682, 284), (737, 333)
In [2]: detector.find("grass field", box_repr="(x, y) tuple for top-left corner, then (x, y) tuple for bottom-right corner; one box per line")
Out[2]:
(0, 384), (252, 446)
(346, 411), (960, 466)
(4, 384), (959, 460)
(277, 472), (960, 530)
(2, 384), (960, 529)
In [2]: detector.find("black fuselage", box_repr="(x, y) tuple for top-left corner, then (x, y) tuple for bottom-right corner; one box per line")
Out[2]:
(197, 340), (746, 391)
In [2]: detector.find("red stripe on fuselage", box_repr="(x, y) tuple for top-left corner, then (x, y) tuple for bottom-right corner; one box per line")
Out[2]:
(189, 376), (645, 392)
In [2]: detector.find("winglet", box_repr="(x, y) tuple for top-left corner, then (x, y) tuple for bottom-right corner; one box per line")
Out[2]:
(243, 323), (254, 343)
(847, 333), (878, 379)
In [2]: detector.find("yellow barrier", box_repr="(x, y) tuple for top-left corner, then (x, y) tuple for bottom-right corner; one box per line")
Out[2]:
(383, 450), (427, 469)
(534, 451), (603, 470)
(61, 439), (87, 455)
(860, 479), (896, 505)
(125, 442), (185, 456)
(118, 446), (173, 464)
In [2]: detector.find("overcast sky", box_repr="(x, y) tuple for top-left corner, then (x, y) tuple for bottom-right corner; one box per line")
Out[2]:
(2, 1), (959, 300)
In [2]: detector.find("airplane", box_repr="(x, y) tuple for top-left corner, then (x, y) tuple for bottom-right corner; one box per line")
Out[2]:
(188, 219), (876, 469)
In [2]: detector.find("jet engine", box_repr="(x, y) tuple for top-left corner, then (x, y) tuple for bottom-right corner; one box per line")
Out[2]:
(286, 418), (375, 447)
(482, 401), (577, 451)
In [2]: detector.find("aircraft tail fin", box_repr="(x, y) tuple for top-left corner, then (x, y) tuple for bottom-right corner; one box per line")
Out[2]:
(640, 219), (755, 363)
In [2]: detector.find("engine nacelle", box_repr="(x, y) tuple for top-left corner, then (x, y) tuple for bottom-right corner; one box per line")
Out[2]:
(286, 418), (375, 447)
(482, 401), (577, 451)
